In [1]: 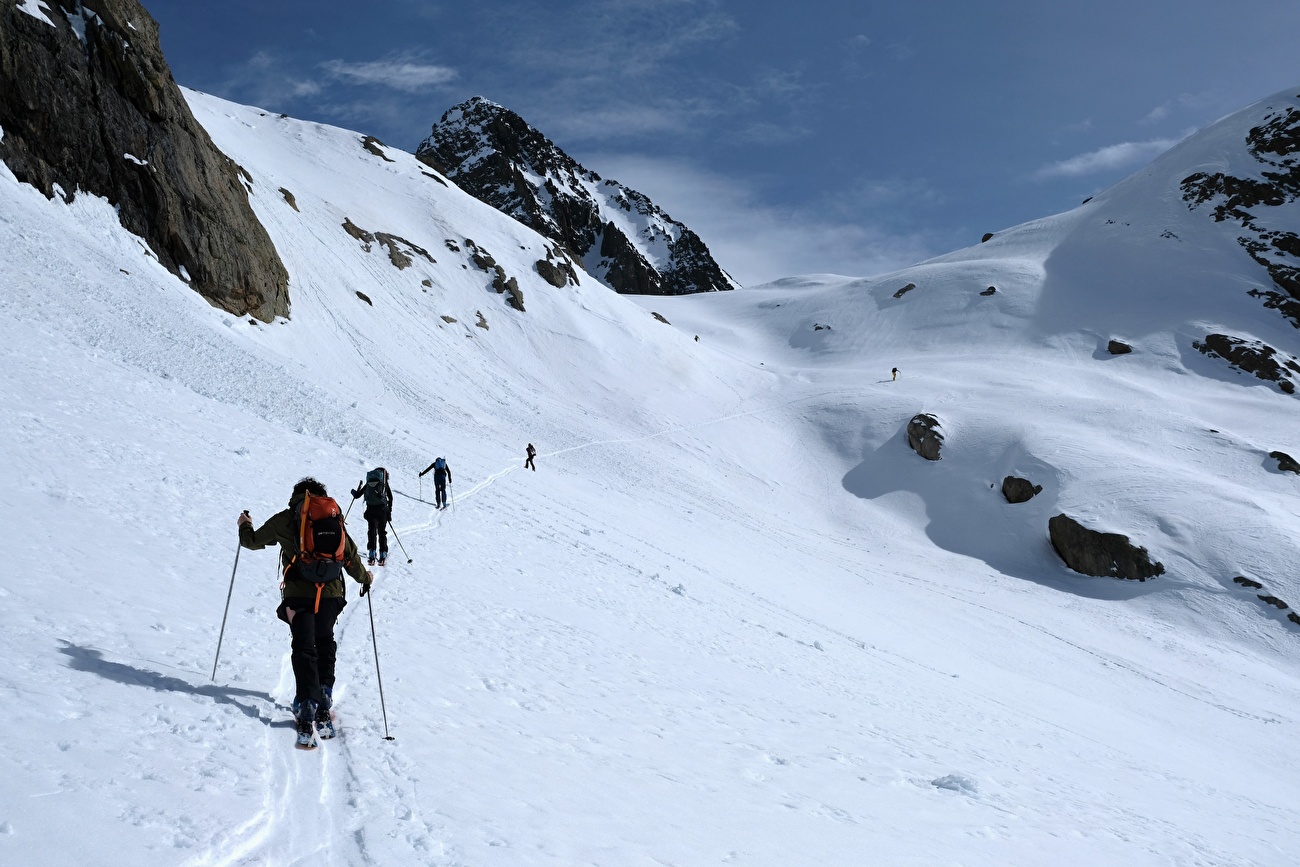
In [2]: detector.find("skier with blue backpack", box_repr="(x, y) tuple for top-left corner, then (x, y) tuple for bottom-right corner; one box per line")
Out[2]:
(418, 456), (453, 509)
(351, 467), (393, 566)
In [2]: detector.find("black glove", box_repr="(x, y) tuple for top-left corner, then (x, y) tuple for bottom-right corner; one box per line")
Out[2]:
(351, 488), (361, 500)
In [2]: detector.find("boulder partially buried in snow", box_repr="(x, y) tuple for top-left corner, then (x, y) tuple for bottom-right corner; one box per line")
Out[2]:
(1270, 450), (1300, 474)
(1001, 476), (1042, 503)
(906, 414), (944, 461)
(1048, 514), (1165, 581)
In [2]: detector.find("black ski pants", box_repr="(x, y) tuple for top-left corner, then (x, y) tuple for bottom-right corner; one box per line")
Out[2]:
(364, 505), (389, 553)
(280, 596), (345, 709)
(434, 479), (448, 507)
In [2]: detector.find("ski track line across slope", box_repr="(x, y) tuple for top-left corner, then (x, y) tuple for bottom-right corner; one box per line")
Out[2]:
(393, 385), (862, 538)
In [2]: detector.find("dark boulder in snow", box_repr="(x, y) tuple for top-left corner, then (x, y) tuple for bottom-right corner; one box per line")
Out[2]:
(1270, 450), (1300, 473)
(893, 282), (917, 299)
(1193, 333), (1299, 394)
(1107, 340), (1133, 355)
(1001, 476), (1042, 503)
(906, 414), (944, 461)
(1234, 575), (1264, 589)
(1048, 514), (1165, 581)
(418, 97), (735, 296)
(535, 258), (567, 287)
(980, 286), (997, 296)
(0, 0), (289, 321)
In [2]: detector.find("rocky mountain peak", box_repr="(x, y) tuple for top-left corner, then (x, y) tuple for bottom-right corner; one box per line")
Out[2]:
(417, 97), (737, 296)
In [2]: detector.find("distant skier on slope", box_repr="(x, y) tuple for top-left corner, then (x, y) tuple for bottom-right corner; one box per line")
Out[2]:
(238, 477), (372, 748)
(351, 467), (393, 565)
(418, 456), (453, 509)
(891, 367), (900, 381)
(525, 443), (537, 471)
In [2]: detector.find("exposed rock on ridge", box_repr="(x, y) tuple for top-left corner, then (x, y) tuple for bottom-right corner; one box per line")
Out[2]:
(0, 0), (288, 321)
(417, 97), (738, 296)
(1181, 94), (1300, 329)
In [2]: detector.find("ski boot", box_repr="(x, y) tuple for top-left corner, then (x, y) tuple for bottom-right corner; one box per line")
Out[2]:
(378, 551), (388, 566)
(294, 699), (318, 750)
(367, 549), (377, 566)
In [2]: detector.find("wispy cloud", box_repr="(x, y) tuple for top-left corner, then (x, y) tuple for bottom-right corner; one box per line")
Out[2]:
(580, 153), (940, 285)
(1033, 136), (1185, 179)
(1140, 90), (1222, 126)
(218, 51), (324, 108)
(320, 53), (457, 92)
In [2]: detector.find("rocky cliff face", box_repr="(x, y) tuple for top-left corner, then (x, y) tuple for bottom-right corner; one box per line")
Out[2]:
(0, 0), (288, 321)
(417, 97), (737, 296)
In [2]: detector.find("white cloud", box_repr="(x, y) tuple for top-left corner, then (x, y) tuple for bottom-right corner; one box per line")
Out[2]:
(580, 153), (939, 285)
(320, 54), (457, 92)
(1033, 136), (1185, 179)
(1141, 104), (1171, 124)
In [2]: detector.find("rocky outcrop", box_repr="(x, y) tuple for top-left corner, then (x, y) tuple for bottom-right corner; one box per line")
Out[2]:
(1181, 95), (1300, 328)
(0, 0), (288, 321)
(1001, 476), (1042, 504)
(1107, 339), (1132, 355)
(980, 286), (997, 296)
(464, 238), (524, 311)
(906, 414), (944, 461)
(893, 282), (917, 299)
(341, 218), (434, 271)
(1048, 514), (1165, 581)
(417, 97), (737, 296)
(1193, 333), (1299, 394)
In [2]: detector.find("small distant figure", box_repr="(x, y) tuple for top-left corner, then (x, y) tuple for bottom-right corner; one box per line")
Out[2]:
(891, 367), (899, 381)
(694, 335), (699, 342)
(419, 457), (452, 509)
(525, 443), (537, 471)
(351, 467), (392, 566)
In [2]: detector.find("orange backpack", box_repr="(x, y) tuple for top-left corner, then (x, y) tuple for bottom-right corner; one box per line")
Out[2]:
(288, 492), (347, 611)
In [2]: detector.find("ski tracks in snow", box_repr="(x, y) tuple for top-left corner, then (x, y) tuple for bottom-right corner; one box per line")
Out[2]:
(188, 614), (445, 865)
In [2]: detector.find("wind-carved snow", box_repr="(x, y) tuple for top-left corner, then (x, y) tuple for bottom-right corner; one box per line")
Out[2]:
(2, 85), (1299, 867)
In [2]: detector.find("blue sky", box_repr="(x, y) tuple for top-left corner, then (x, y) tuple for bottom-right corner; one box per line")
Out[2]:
(148, 0), (1300, 286)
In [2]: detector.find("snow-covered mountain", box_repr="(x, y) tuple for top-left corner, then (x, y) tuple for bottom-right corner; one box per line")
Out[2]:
(3, 4), (1300, 860)
(418, 96), (739, 296)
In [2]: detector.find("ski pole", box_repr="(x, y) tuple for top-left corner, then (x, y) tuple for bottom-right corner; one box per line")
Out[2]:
(387, 520), (413, 563)
(365, 587), (396, 741)
(449, 482), (455, 513)
(212, 512), (248, 681)
(344, 478), (362, 520)
(419, 474), (423, 502)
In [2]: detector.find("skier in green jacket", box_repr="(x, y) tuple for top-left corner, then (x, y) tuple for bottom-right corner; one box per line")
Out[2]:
(238, 477), (371, 743)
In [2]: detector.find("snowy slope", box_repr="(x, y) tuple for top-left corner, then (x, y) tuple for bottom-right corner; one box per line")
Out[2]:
(1, 85), (1299, 867)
